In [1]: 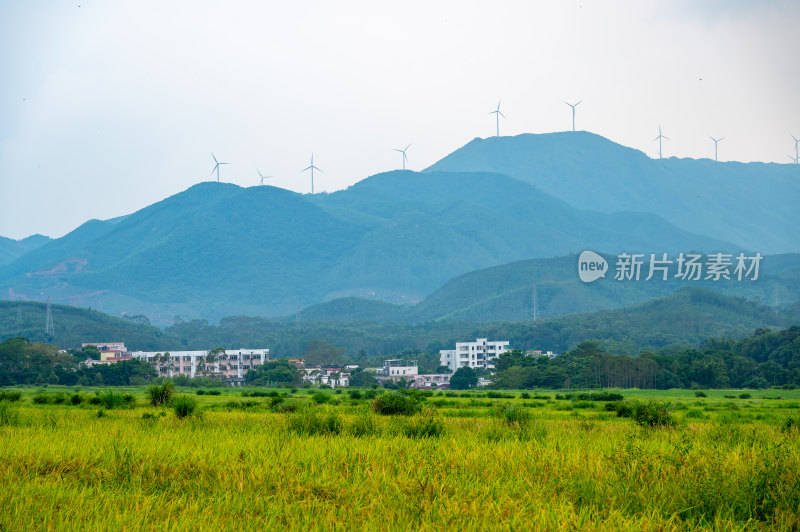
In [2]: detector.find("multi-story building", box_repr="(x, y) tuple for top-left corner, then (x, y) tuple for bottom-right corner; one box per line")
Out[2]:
(439, 338), (510, 373)
(129, 348), (269, 385)
(381, 359), (418, 377)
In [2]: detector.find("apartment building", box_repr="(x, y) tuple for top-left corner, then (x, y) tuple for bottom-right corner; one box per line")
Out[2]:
(439, 338), (510, 373)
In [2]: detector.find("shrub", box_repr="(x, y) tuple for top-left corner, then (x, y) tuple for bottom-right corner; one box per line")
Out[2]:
(606, 401), (633, 418)
(32, 394), (49, 405)
(0, 391), (22, 402)
(685, 409), (706, 419)
(781, 415), (800, 433)
(269, 395), (285, 408)
(739, 393), (751, 399)
(70, 393), (84, 405)
(173, 395), (198, 419)
(51, 393), (67, 405)
(311, 392), (331, 405)
(196, 390), (206, 395)
(401, 408), (444, 439)
(496, 403), (531, 426)
(371, 392), (420, 416)
(520, 392), (531, 399)
(632, 401), (675, 428)
(349, 410), (381, 437)
(207, 390), (221, 396)
(147, 380), (174, 406)
(695, 391), (707, 398)
(348, 390), (363, 400)
(98, 390), (127, 410)
(287, 408), (342, 436)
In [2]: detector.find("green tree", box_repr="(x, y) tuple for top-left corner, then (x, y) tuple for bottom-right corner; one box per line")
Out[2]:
(449, 367), (478, 390)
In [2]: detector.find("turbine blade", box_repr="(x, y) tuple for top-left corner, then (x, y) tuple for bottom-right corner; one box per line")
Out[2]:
(663, 136), (670, 141)
(212, 153), (218, 163)
(575, 100), (582, 106)
(405, 144), (411, 151)
(499, 111), (506, 118)
(719, 137), (725, 142)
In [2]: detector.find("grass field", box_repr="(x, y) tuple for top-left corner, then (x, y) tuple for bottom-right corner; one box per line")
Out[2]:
(1, 386), (799, 530)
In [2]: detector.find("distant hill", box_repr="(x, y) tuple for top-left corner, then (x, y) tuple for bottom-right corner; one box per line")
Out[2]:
(425, 132), (800, 253)
(0, 300), (178, 350)
(0, 171), (731, 322)
(0, 235), (51, 266)
(292, 253), (800, 323)
(2, 287), (796, 357)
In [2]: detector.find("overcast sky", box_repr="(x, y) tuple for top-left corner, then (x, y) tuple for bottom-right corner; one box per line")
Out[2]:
(1, 0), (798, 240)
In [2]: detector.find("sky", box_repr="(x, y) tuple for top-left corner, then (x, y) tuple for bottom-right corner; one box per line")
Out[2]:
(1, 0), (798, 240)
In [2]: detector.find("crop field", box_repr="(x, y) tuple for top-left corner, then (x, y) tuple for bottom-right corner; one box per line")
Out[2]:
(1, 386), (799, 531)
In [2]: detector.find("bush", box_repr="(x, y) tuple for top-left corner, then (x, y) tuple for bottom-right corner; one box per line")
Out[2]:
(0, 391), (22, 402)
(196, 389), (206, 395)
(147, 380), (174, 406)
(496, 403), (531, 426)
(632, 401), (675, 427)
(400, 408), (444, 439)
(311, 392), (331, 404)
(70, 393), (84, 405)
(739, 393), (752, 399)
(32, 394), (49, 405)
(606, 401), (633, 418)
(349, 410), (381, 437)
(287, 408), (342, 436)
(371, 392), (420, 416)
(519, 392), (531, 399)
(269, 395), (285, 408)
(98, 390), (127, 410)
(695, 391), (707, 398)
(173, 395), (198, 419)
(685, 409), (706, 419)
(781, 415), (800, 433)
(348, 390), (363, 400)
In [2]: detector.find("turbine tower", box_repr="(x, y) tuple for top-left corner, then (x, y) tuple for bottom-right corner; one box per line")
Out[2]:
(652, 126), (669, 159)
(302, 154), (322, 194)
(45, 297), (54, 336)
(489, 101), (505, 137)
(563, 100), (582, 131)
(210, 153), (229, 182)
(709, 136), (725, 162)
(394, 144), (411, 170)
(257, 169), (273, 186)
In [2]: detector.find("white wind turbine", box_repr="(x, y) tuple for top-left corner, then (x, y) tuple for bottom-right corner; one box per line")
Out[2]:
(394, 144), (411, 170)
(302, 154), (322, 194)
(210, 153), (229, 182)
(709, 136), (725, 162)
(489, 101), (505, 137)
(564, 100), (582, 131)
(652, 126), (669, 159)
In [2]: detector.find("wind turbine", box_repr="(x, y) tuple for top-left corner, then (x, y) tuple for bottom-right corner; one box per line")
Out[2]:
(257, 169), (273, 186)
(652, 126), (669, 159)
(302, 154), (322, 194)
(394, 144), (411, 170)
(489, 101), (505, 137)
(563, 100), (582, 131)
(789, 154), (799, 165)
(792, 135), (799, 164)
(709, 136), (725, 162)
(210, 153), (229, 182)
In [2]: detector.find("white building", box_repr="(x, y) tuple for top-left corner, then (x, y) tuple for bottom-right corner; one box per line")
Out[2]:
(381, 359), (418, 377)
(129, 348), (269, 385)
(300, 367), (351, 388)
(439, 338), (510, 373)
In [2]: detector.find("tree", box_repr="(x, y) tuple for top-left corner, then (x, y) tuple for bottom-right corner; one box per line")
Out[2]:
(450, 367), (478, 390)
(303, 341), (345, 366)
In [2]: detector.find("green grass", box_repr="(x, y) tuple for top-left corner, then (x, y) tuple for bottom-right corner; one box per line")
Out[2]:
(1, 387), (799, 530)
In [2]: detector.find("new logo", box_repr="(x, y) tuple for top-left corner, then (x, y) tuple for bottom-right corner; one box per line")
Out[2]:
(578, 251), (608, 283)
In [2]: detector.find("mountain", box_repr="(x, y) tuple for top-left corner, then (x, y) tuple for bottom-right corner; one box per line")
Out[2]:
(289, 252), (800, 323)
(425, 132), (800, 253)
(4, 287), (795, 357)
(0, 234), (51, 266)
(0, 300), (178, 351)
(0, 170), (732, 322)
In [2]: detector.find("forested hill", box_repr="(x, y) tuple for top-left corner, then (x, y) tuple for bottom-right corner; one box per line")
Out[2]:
(425, 132), (800, 253)
(4, 285), (793, 361)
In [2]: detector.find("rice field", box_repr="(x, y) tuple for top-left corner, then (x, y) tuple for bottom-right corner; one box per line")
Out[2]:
(1, 386), (799, 531)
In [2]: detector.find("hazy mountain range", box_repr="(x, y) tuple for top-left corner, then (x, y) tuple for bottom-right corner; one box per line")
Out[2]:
(0, 132), (797, 324)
